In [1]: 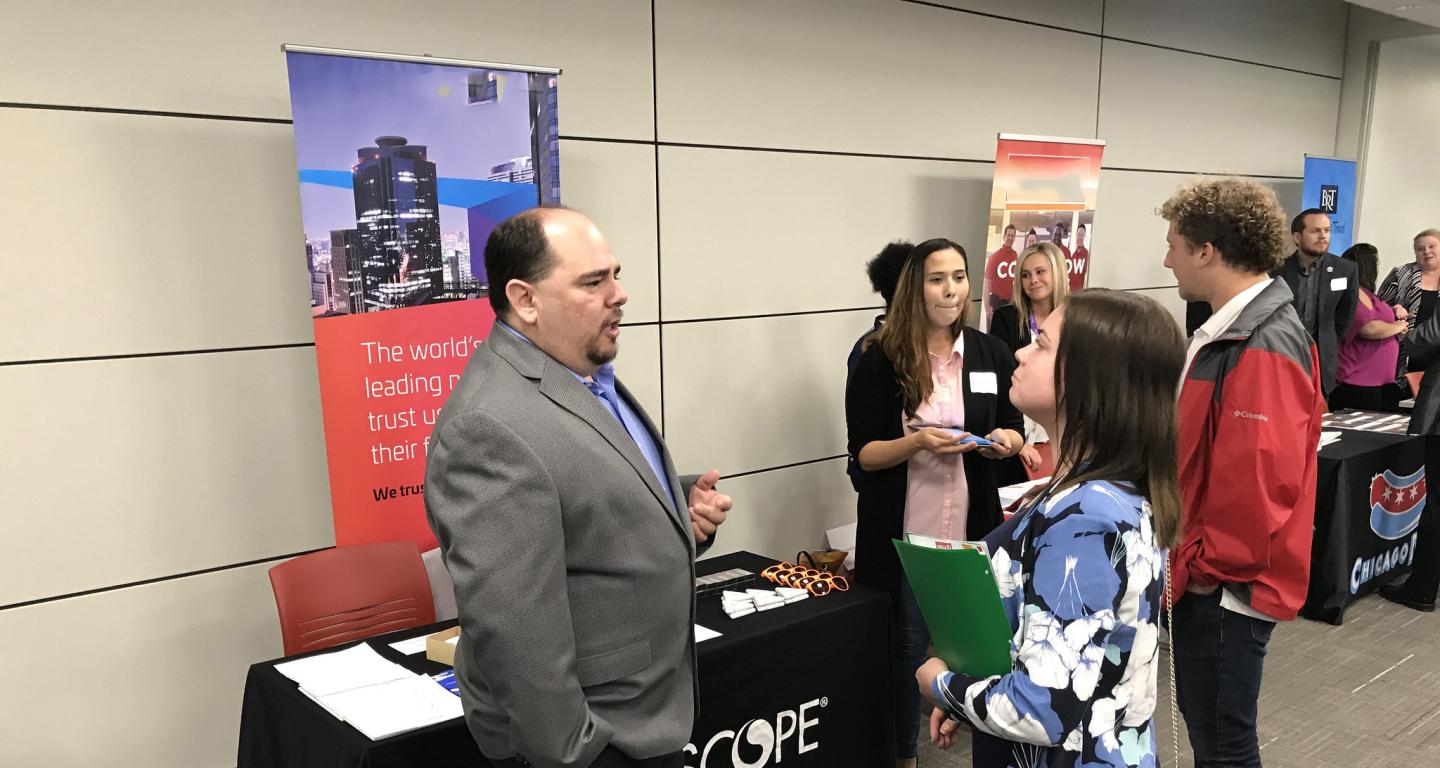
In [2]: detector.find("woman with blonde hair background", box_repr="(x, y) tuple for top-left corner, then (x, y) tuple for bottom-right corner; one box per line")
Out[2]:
(1381, 229), (1440, 612)
(991, 242), (1069, 356)
(1378, 228), (1440, 390)
(991, 242), (1069, 477)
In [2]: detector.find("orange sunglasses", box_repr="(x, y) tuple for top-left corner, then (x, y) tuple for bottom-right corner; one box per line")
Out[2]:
(761, 562), (849, 595)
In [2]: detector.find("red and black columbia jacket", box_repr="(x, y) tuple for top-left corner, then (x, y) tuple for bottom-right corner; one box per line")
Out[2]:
(1171, 278), (1325, 620)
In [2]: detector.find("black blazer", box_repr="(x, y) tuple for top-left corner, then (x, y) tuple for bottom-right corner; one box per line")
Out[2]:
(844, 327), (1025, 596)
(1407, 304), (1440, 435)
(989, 303), (1030, 356)
(1274, 252), (1357, 395)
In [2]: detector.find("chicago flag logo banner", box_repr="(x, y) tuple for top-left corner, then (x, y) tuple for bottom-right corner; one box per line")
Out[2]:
(1369, 467), (1426, 541)
(284, 46), (560, 547)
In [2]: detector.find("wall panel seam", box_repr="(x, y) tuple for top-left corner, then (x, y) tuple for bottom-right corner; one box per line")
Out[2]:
(0, 100), (292, 124)
(0, 546), (332, 613)
(576, 137), (1313, 179)
(664, 307), (884, 326)
(0, 342), (316, 368)
(652, 0), (667, 434)
(723, 455), (847, 481)
(895, 1), (1342, 80)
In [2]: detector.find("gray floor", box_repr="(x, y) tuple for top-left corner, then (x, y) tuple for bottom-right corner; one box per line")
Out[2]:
(917, 593), (1440, 767)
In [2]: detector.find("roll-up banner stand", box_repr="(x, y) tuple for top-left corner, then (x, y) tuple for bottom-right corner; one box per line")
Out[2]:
(283, 45), (561, 547)
(979, 133), (1105, 332)
(1302, 155), (1358, 256)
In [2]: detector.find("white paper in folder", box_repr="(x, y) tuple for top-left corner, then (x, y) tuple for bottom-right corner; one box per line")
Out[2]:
(826, 523), (858, 570)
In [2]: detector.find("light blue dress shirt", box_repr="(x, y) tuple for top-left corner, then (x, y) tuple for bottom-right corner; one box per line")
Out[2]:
(497, 322), (677, 511)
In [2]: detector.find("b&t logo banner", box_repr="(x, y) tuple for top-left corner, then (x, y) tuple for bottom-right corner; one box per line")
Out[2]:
(1319, 185), (1339, 214)
(1302, 156), (1357, 254)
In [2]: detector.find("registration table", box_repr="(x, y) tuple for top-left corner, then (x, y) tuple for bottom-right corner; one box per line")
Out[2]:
(238, 551), (893, 768)
(1301, 416), (1427, 625)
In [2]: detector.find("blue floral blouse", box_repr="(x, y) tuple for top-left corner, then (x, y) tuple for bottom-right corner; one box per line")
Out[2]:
(932, 480), (1165, 768)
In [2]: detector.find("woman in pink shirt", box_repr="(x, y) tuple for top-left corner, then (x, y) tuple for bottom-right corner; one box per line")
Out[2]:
(846, 238), (1025, 767)
(1333, 243), (1405, 412)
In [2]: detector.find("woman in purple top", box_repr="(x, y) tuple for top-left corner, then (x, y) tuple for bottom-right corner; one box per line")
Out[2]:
(1333, 243), (1406, 412)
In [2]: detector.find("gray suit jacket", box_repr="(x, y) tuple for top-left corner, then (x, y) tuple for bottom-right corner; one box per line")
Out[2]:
(425, 326), (704, 768)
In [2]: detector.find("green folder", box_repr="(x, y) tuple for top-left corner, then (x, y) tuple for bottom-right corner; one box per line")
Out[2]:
(893, 539), (1013, 678)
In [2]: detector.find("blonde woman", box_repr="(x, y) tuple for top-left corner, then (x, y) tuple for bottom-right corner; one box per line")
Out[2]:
(991, 242), (1069, 356)
(991, 242), (1069, 476)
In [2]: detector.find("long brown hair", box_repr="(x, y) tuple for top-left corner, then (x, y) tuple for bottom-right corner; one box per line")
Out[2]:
(1013, 242), (1070, 338)
(1050, 289), (1184, 548)
(869, 238), (970, 418)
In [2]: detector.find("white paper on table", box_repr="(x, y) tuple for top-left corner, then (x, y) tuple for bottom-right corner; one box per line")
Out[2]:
(387, 637), (429, 655)
(320, 675), (463, 740)
(273, 643), (414, 697)
(695, 624), (722, 643)
(445, 636), (459, 645)
(299, 686), (346, 720)
(826, 522), (858, 570)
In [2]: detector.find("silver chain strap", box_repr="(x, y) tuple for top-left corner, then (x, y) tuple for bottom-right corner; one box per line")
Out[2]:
(1166, 554), (1180, 767)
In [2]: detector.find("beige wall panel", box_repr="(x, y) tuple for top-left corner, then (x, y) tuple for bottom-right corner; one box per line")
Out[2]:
(1098, 41), (1340, 177)
(1124, 286), (1187, 330)
(1104, 0), (1348, 77)
(0, 562), (284, 767)
(1088, 170), (1301, 291)
(655, 0), (1099, 157)
(661, 311), (875, 477)
(1357, 36), (1440, 276)
(614, 324), (662, 429)
(699, 458), (858, 564)
(0, 0), (653, 139)
(921, 0), (1103, 33)
(0, 108), (313, 362)
(0, 348), (333, 605)
(561, 139), (660, 324)
(659, 146), (994, 321)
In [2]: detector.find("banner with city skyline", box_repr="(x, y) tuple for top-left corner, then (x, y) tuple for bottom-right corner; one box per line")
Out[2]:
(285, 47), (560, 548)
(978, 133), (1105, 332)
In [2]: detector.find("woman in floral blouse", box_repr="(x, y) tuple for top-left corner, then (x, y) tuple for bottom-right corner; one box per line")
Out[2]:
(917, 289), (1185, 767)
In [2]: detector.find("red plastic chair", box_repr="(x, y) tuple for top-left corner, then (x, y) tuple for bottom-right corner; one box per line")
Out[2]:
(1025, 442), (1056, 481)
(268, 541), (436, 656)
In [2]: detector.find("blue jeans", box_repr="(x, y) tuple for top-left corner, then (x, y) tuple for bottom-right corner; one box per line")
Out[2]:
(1172, 589), (1274, 768)
(894, 574), (931, 759)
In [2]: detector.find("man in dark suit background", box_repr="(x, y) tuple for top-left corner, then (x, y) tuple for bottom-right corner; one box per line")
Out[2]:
(426, 207), (732, 768)
(1274, 208), (1358, 397)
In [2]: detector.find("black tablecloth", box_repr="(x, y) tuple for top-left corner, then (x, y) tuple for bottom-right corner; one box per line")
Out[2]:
(238, 551), (893, 768)
(1301, 428), (1427, 624)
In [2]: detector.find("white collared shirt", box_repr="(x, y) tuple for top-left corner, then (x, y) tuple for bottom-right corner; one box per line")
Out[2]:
(1181, 277), (1271, 392)
(1180, 277), (1281, 624)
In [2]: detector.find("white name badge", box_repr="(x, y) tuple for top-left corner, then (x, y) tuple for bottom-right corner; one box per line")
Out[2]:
(970, 371), (998, 394)
(1331, 277), (1348, 291)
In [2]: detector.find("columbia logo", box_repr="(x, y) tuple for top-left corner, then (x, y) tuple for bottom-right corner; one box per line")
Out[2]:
(1233, 409), (1269, 422)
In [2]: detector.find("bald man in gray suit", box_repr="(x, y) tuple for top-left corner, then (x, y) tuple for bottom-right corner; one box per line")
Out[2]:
(426, 207), (732, 768)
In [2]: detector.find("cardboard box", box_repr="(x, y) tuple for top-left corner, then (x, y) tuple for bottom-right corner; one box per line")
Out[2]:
(426, 627), (461, 666)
